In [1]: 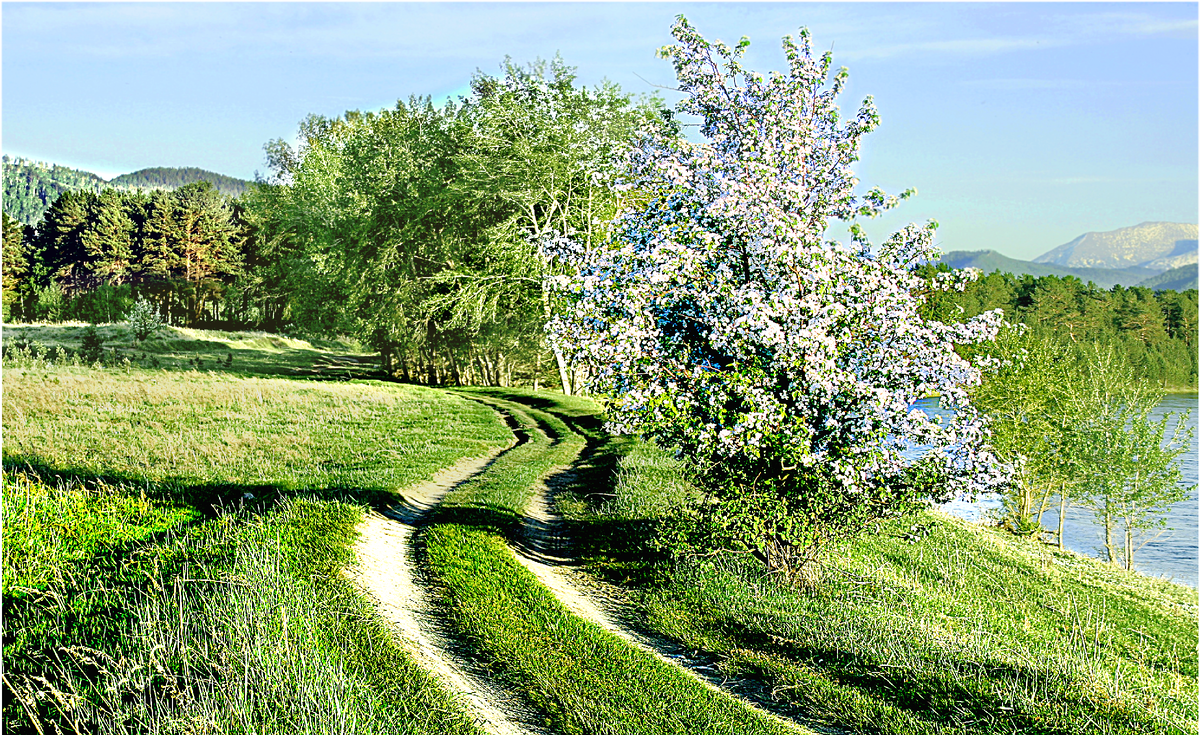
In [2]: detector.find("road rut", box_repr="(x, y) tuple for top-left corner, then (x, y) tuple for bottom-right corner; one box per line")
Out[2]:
(350, 452), (547, 735)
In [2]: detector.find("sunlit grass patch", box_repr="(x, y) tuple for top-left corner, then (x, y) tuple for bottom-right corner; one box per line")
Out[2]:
(3, 322), (375, 376)
(2, 472), (196, 593)
(577, 438), (1200, 735)
(3, 366), (510, 502)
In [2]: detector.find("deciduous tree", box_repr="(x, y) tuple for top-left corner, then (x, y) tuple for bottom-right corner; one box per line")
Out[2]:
(550, 17), (1006, 575)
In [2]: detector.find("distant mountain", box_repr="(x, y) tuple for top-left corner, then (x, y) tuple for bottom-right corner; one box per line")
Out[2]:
(938, 249), (1154, 289)
(2, 156), (253, 226)
(1033, 222), (1198, 273)
(1136, 264), (1199, 292)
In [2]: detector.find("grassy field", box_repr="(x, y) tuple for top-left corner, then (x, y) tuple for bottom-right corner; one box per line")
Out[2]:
(6, 326), (1197, 735)
(2, 336), (511, 734)
(542, 406), (1200, 735)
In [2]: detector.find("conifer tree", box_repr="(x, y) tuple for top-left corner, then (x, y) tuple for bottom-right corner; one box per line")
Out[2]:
(80, 189), (136, 285)
(38, 189), (94, 291)
(2, 212), (30, 320)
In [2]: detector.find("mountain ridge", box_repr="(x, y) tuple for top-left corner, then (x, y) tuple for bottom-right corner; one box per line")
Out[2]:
(1033, 221), (1198, 272)
(938, 249), (1155, 289)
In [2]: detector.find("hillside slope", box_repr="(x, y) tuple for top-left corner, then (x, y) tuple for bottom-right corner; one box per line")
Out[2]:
(2, 157), (106, 225)
(1137, 263), (1199, 292)
(108, 167), (251, 196)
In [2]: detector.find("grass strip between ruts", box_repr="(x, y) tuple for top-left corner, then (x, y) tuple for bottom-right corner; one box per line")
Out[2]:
(423, 393), (803, 735)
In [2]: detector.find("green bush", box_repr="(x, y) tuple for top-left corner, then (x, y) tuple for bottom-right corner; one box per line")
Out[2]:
(32, 283), (65, 322)
(69, 284), (134, 325)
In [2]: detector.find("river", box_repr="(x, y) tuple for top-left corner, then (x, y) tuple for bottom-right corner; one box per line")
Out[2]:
(917, 393), (1199, 588)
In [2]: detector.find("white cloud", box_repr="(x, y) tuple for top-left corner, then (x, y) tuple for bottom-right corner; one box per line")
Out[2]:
(1064, 11), (1199, 39)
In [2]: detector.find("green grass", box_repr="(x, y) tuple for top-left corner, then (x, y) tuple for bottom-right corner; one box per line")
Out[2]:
(424, 390), (801, 735)
(4, 480), (488, 735)
(3, 321), (379, 378)
(10, 328), (1192, 734)
(4, 360), (509, 507)
(553, 433), (1200, 735)
(2, 343), (512, 734)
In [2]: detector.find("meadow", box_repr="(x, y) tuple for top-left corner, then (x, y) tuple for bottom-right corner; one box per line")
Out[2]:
(3, 325), (1197, 735)
(2, 325), (509, 733)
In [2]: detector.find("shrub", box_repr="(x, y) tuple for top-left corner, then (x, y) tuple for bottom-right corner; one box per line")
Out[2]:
(33, 283), (65, 322)
(80, 326), (104, 364)
(126, 297), (165, 341)
(549, 18), (1006, 575)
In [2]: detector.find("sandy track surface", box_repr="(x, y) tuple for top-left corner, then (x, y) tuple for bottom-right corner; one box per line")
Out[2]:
(349, 452), (548, 735)
(512, 469), (852, 735)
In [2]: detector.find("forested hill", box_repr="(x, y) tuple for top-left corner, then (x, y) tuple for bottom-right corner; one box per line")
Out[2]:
(921, 266), (1198, 390)
(108, 167), (251, 197)
(2, 157), (107, 225)
(1137, 264), (1199, 292)
(2, 156), (251, 226)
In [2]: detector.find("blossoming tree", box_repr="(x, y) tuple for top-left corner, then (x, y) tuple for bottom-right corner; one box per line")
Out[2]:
(548, 17), (1008, 574)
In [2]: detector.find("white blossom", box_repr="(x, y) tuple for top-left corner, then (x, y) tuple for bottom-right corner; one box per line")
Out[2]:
(549, 17), (1007, 507)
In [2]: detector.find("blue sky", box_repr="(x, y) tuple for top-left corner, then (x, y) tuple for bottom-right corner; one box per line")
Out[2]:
(3, 2), (1196, 260)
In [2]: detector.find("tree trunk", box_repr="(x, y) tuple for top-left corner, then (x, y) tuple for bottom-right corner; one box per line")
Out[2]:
(1057, 489), (1067, 551)
(505, 354), (514, 388)
(1103, 504), (1119, 564)
(478, 354), (494, 387)
(1034, 484), (1053, 532)
(554, 348), (572, 395)
(380, 343), (393, 377)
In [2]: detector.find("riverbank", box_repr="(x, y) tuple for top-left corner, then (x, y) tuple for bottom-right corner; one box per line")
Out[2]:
(921, 394), (1199, 588)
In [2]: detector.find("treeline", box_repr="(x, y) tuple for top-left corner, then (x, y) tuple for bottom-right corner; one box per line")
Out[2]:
(3, 59), (672, 389)
(244, 58), (671, 389)
(2, 156), (252, 226)
(6, 60), (1194, 392)
(3, 182), (251, 327)
(921, 266), (1198, 389)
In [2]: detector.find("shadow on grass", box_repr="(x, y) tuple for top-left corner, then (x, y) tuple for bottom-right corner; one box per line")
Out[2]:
(3, 455), (411, 524)
(721, 621), (1156, 735)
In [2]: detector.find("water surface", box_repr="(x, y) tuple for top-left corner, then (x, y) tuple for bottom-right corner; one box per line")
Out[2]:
(915, 393), (1198, 588)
